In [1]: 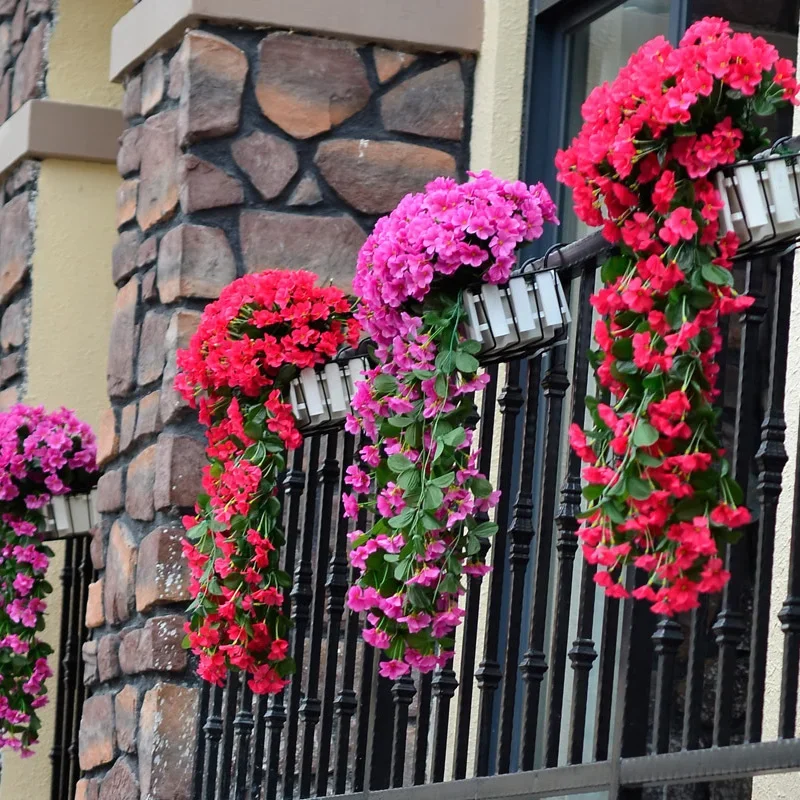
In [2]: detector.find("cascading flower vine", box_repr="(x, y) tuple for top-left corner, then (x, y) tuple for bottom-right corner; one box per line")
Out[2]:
(345, 171), (558, 678)
(177, 269), (360, 694)
(556, 17), (800, 614)
(0, 404), (97, 755)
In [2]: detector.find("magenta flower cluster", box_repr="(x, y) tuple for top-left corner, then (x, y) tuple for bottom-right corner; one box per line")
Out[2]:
(345, 172), (557, 679)
(0, 404), (97, 755)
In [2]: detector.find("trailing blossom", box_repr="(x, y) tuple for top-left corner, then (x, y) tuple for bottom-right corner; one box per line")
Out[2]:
(557, 17), (799, 613)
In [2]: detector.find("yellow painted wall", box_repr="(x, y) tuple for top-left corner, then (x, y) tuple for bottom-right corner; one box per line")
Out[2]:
(47, 0), (129, 107)
(0, 160), (119, 797)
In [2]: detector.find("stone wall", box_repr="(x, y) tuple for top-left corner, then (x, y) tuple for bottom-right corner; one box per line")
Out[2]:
(78, 24), (473, 798)
(0, 0), (52, 121)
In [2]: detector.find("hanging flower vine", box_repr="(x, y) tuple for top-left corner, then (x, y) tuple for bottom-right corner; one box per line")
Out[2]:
(556, 17), (800, 614)
(0, 405), (97, 755)
(177, 269), (360, 694)
(345, 171), (558, 678)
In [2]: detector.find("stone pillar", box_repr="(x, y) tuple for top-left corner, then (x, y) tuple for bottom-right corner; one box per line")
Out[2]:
(82, 9), (476, 797)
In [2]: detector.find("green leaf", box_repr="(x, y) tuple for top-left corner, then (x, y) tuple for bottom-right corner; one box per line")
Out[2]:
(701, 262), (734, 287)
(431, 471), (455, 488)
(627, 475), (652, 501)
(422, 513), (442, 531)
(689, 287), (715, 309)
(181, 634), (192, 650)
(675, 497), (707, 521)
(388, 415), (415, 429)
(637, 452), (664, 468)
(423, 484), (444, 511)
(435, 351), (457, 373)
(616, 360), (639, 375)
(632, 422), (659, 447)
(753, 93), (776, 116)
(389, 508), (415, 529)
(387, 454), (414, 474)
(455, 351), (480, 374)
(373, 373), (398, 395)
(461, 339), (482, 355)
(472, 521), (498, 538)
(397, 469), (421, 492)
(611, 337), (634, 361)
(443, 427), (466, 448)
(583, 483), (604, 501)
(407, 584), (430, 609)
(435, 373), (449, 399)
(467, 535), (481, 556)
(600, 254), (630, 284)
(470, 478), (494, 498)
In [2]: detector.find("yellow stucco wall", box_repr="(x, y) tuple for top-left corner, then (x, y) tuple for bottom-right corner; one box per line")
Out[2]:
(46, 0), (128, 107)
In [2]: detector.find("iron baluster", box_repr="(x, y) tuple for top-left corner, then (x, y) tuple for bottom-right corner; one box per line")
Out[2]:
(413, 671), (433, 785)
(390, 675), (416, 787)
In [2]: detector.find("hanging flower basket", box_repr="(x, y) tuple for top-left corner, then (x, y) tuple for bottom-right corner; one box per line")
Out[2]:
(42, 490), (98, 539)
(715, 150), (800, 253)
(289, 348), (371, 434)
(462, 265), (571, 363)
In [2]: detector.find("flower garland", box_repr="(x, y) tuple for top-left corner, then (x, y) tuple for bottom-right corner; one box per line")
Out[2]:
(345, 171), (558, 678)
(177, 269), (360, 694)
(0, 404), (97, 755)
(556, 17), (800, 614)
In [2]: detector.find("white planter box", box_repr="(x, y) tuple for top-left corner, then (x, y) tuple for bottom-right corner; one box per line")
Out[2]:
(462, 270), (571, 359)
(290, 355), (370, 431)
(716, 156), (800, 250)
(45, 491), (98, 537)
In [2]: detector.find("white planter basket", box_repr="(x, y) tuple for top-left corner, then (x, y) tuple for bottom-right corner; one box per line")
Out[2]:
(462, 269), (571, 362)
(43, 491), (98, 538)
(716, 154), (800, 253)
(290, 354), (370, 433)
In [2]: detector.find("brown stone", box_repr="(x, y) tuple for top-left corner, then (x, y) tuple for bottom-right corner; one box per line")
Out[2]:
(137, 310), (169, 386)
(11, 20), (45, 112)
(115, 685), (139, 754)
(0, 297), (24, 349)
(374, 47), (417, 83)
(0, 385), (18, 409)
(256, 32), (370, 139)
(154, 434), (204, 510)
(136, 236), (157, 268)
(381, 61), (465, 141)
(316, 139), (456, 214)
(141, 268), (158, 304)
(288, 173), (322, 207)
(97, 633), (121, 682)
(125, 444), (156, 522)
(141, 54), (165, 116)
(104, 520), (138, 623)
(0, 351), (20, 382)
(0, 0), (16, 15)
(82, 640), (99, 687)
(178, 154), (243, 213)
(6, 160), (38, 195)
(119, 615), (187, 674)
(167, 47), (184, 99)
(26, 0), (50, 16)
(9, 0), (22, 54)
(97, 408), (118, 468)
(0, 25), (11, 73)
(112, 229), (142, 285)
(90, 524), (104, 571)
(157, 223), (235, 304)
(0, 192), (31, 304)
(122, 74), (141, 121)
(86, 579), (104, 628)
(75, 778), (100, 800)
(0, 71), (10, 124)
(99, 757), (139, 800)
(137, 111), (179, 231)
(117, 127), (141, 178)
(139, 683), (199, 800)
(76, 778), (101, 800)
(107, 276), (139, 397)
(240, 210), (366, 289)
(160, 310), (201, 424)
(134, 391), (162, 441)
(95, 469), (123, 514)
(116, 179), (139, 229)
(78, 694), (116, 771)
(136, 527), (190, 612)
(175, 30), (247, 145)
(119, 401), (137, 453)
(232, 131), (297, 200)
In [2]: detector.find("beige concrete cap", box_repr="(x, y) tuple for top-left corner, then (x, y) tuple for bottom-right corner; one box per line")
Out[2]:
(110, 0), (484, 81)
(0, 100), (123, 178)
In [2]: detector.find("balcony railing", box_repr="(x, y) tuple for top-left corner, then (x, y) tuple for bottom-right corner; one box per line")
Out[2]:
(193, 232), (800, 799)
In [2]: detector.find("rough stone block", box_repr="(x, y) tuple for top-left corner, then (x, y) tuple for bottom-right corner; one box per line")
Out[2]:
(137, 310), (169, 386)
(288, 173), (322, 207)
(122, 74), (141, 121)
(119, 615), (187, 674)
(0, 192), (32, 305)
(78, 694), (116, 771)
(104, 520), (138, 624)
(141, 54), (165, 115)
(96, 407), (118, 468)
(232, 131), (297, 200)
(134, 390), (162, 441)
(139, 683), (199, 800)
(107, 276), (139, 397)
(85, 579), (105, 629)
(119, 401), (137, 453)
(0, 297), (25, 350)
(117, 127), (141, 177)
(97, 633), (121, 682)
(179, 154), (243, 213)
(82, 639), (99, 687)
(136, 527), (190, 612)
(115, 684), (140, 754)
(141, 267), (158, 304)
(11, 20), (45, 113)
(154, 434), (204, 510)
(98, 757), (139, 800)
(95, 469), (123, 514)
(137, 111), (179, 231)
(116, 179), (139, 229)
(112, 230), (142, 285)
(160, 310), (201, 424)
(75, 778), (100, 800)
(373, 47), (416, 83)
(125, 444), (156, 521)
(156, 223), (235, 303)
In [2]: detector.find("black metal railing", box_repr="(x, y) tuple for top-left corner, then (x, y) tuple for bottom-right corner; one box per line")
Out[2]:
(49, 532), (93, 800)
(195, 232), (800, 799)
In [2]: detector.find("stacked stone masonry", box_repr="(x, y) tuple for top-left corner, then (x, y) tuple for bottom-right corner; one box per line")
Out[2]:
(82, 23), (472, 798)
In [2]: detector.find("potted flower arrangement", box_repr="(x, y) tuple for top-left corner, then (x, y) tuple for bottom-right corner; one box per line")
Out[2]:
(0, 404), (97, 755)
(556, 16), (799, 613)
(176, 269), (360, 694)
(344, 170), (559, 678)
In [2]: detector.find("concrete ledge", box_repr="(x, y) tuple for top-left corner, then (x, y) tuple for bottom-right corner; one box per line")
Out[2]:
(109, 0), (484, 82)
(0, 100), (123, 178)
